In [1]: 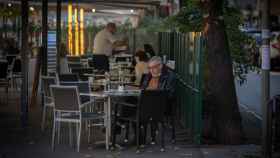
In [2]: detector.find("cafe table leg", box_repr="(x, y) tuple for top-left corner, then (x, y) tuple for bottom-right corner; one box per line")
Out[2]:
(104, 98), (109, 150)
(108, 96), (112, 148)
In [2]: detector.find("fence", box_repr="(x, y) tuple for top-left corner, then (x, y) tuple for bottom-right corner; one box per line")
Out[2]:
(158, 32), (205, 144)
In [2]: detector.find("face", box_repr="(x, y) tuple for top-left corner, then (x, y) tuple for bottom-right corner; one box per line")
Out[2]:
(108, 25), (116, 34)
(148, 61), (162, 77)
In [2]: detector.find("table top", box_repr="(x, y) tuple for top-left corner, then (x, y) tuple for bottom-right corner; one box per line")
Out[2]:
(80, 88), (141, 97)
(104, 89), (141, 96)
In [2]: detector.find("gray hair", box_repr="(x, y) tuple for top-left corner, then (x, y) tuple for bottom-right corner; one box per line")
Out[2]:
(148, 56), (162, 65)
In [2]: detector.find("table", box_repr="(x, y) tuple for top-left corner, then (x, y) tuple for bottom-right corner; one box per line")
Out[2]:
(80, 89), (141, 150)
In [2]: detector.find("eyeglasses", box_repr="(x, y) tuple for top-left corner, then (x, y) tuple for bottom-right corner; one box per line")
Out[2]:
(148, 63), (160, 69)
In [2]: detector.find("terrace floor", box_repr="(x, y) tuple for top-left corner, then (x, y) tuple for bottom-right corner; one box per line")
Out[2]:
(0, 88), (262, 158)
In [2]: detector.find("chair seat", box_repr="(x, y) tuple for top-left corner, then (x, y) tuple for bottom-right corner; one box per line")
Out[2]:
(58, 112), (105, 120)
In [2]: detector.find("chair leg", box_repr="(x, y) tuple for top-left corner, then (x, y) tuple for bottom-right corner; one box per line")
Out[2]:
(87, 120), (91, 144)
(41, 105), (47, 132)
(77, 122), (82, 152)
(160, 123), (165, 152)
(57, 121), (61, 144)
(51, 117), (56, 151)
(136, 122), (140, 153)
(69, 123), (73, 147)
(112, 103), (118, 149)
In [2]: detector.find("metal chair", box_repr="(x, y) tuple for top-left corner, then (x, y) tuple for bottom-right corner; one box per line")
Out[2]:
(10, 58), (22, 89)
(41, 76), (57, 131)
(58, 73), (79, 84)
(71, 68), (94, 81)
(112, 90), (168, 152)
(59, 81), (91, 104)
(50, 85), (106, 152)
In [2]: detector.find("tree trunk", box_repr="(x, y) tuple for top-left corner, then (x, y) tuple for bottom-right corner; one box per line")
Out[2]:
(203, 0), (243, 144)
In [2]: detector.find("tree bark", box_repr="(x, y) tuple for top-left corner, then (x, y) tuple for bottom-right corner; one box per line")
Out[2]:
(203, 0), (243, 144)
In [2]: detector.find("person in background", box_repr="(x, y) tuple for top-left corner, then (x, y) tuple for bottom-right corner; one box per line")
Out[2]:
(134, 50), (149, 85)
(59, 43), (70, 74)
(4, 38), (19, 55)
(144, 44), (156, 58)
(271, 34), (280, 71)
(93, 22), (126, 57)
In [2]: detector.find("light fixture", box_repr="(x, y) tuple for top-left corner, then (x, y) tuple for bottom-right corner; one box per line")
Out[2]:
(68, 4), (73, 55)
(92, 8), (96, 13)
(80, 8), (84, 55)
(74, 8), (79, 56)
(29, 6), (35, 11)
(8, 3), (12, 7)
(130, 9), (134, 13)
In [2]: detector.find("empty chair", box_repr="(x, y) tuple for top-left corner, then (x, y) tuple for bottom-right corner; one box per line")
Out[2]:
(67, 56), (81, 63)
(71, 68), (94, 81)
(58, 73), (79, 83)
(67, 56), (82, 71)
(41, 76), (57, 131)
(59, 81), (91, 104)
(91, 55), (109, 72)
(50, 85), (106, 152)
(68, 63), (83, 71)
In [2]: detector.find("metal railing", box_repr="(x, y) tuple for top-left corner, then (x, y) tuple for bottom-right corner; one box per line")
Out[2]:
(158, 32), (205, 144)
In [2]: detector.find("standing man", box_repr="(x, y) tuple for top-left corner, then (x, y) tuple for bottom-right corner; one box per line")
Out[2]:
(93, 22), (125, 56)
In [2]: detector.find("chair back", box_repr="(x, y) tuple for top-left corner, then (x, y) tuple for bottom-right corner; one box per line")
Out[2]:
(58, 73), (79, 83)
(41, 76), (56, 97)
(12, 58), (21, 73)
(71, 68), (94, 81)
(50, 85), (80, 111)
(6, 55), (16, 66)
(71, 68), (94, 75)
(0, 61), (8, 79)
(138, 90), (168, 123)
(68, 63), (83, 70)
(67, 56), (81, 63)
(91, 55), (109, 72)
(60, 81), (91, 103)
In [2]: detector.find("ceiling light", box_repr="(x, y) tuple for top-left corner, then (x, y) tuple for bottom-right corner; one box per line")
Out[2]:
(30, 6), (35, 11)
(92, 9), (96, 13)
(130, 9), (134, 13)
(8, 3), (12, 7)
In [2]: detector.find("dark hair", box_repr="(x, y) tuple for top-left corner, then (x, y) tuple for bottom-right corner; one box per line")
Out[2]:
(135, 50), (148, 62)
(144, 44), (155, 57)
(277, 35), (280, 41)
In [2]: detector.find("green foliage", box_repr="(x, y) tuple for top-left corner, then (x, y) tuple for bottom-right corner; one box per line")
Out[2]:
(170, 0), (258, 83)
(224, 7), (258, 84)
(169, 0), (203, 32)
(138, 16), (172, 32)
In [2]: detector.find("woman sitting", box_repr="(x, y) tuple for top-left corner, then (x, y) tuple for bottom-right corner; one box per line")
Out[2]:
(134, 50), (149, 85)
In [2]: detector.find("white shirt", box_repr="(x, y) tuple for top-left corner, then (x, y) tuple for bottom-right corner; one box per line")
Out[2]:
(93, 29), (117, 56)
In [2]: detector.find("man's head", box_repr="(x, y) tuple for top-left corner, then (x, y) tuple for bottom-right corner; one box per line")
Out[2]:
(148, 56), (163, 77)
(106, 22), (117, 34)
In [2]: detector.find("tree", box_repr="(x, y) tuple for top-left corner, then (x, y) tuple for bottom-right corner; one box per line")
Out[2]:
(202, 0), (243, 144)
(171, 0), (254, 144)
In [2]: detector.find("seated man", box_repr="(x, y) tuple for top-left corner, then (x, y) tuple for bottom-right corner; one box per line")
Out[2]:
(115, 56), (176, 145)
(141, 56), (176, 100)
(140, 56), (176, 144)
